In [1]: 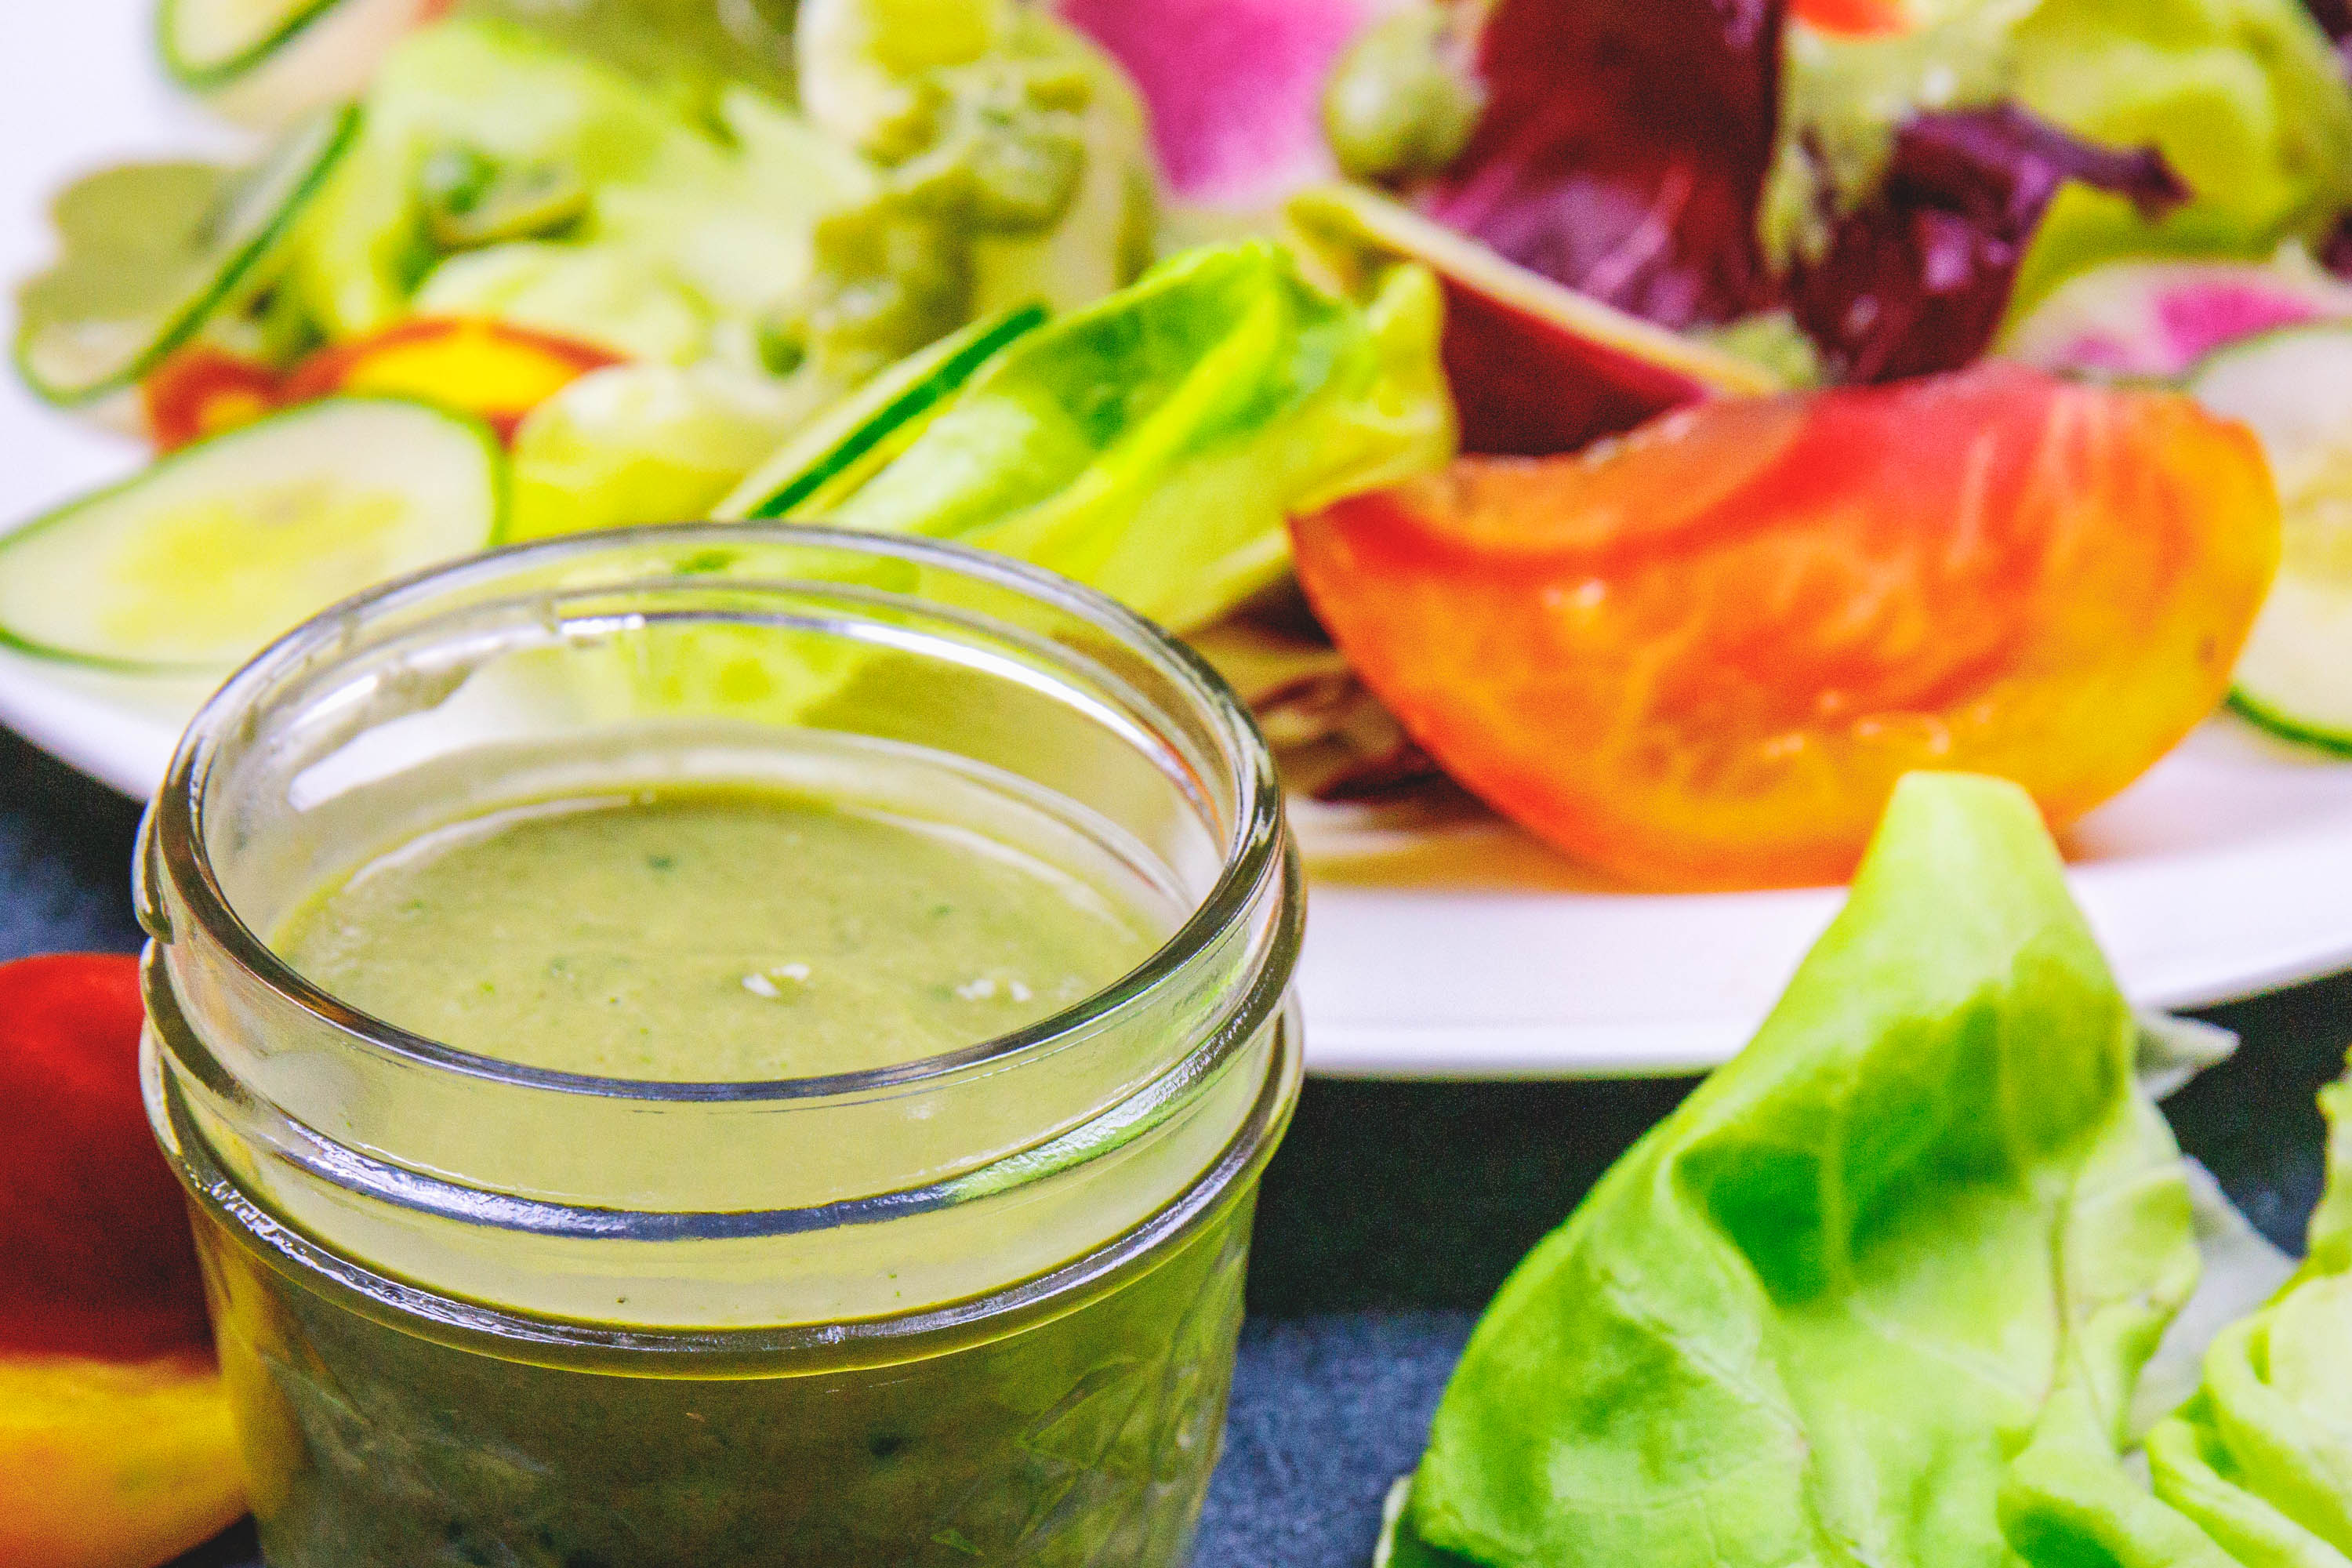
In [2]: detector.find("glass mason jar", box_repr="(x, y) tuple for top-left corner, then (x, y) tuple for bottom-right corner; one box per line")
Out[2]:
(136, 526), (1303, 1568)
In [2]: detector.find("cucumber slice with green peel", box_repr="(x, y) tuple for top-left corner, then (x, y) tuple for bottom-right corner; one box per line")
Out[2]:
(717, 304), (1049, 521)
(160, 0), (434, 124)
(13, 104), (359, 408)
(2190, 324), (2352, 752)
(161, 0), (349, 85)
(0, 397), (504, 674)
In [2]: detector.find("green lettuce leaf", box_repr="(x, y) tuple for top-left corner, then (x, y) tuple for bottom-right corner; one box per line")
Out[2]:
(2009, 0), (2352, 314)
(412, 241), (713, 364)
(2310, 1068), (2350, 1279)
(507, 361), (822, 539)
(1404, 771), (2201, 1568)
(801, 238), (1451, 632)
(2133, 1060), (2352, 1568)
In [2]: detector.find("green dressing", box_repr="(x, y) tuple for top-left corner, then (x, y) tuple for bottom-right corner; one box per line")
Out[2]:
(275, 786), (1157, 1080)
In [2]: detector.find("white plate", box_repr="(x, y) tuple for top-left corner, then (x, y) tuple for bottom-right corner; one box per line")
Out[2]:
(8, 2), (2352, 1078)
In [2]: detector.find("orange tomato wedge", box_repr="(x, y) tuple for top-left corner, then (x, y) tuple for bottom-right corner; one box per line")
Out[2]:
(281, 317), (619, 440)
(1792, 0), (1911, 35)
(1290, 363), (2281, 889)
(142, 348), (282, 452)
(0, 1354), (245, 1568)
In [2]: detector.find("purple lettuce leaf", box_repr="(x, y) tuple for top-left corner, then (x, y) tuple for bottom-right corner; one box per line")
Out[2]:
(1417, 0), (1784, 330)
(1788, 105), (2187, 382)
(1418, 0), (2188, 401)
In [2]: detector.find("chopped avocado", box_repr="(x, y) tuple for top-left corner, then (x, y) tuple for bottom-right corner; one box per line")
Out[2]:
(787, 0), (1156, 376)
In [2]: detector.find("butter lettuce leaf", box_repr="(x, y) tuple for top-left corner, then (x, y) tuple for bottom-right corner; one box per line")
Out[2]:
(1405, 771), (2201, 1568)
(508, 361), (820, 539)
(2134, 1060), (2352, 1568)
(808, 239), (1452, 632)
(2005, 0), (2352, 315)
(2310, 1068), (2350, 1279)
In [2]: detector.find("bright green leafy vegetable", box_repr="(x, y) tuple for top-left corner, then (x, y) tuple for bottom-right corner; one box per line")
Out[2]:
(507, 361), (820, 539)
(775, 239), (1453, 633)
(412, 241), (712, 362)
(1388, 773), (2352, 1568)
(2134, 1061), (2352, 1568)
(2008, 0), (2352, 314)
(1399, 771), (2201, 1568)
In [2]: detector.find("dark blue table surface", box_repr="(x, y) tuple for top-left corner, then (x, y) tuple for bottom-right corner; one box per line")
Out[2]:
(3, 725), (2340, 1568)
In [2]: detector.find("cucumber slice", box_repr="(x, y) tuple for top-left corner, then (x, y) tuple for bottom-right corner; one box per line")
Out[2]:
(161, 0), (347, 85)
(13, 104), (358, 408)
(717, 304), (1048, 521)
(160, 0), (433, 123)
(2190, 324), (2352, 752)
(0, 397), (504, 673)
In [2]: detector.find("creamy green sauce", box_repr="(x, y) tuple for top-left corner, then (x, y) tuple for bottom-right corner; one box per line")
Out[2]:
(218, 776), (1251, 1568)
(274, 785), (1158, 1081)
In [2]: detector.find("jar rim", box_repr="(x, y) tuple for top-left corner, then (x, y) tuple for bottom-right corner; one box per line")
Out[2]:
(144, 523), (1290, 1105)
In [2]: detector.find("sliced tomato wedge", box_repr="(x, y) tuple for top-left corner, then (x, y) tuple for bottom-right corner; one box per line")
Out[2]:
(281, 316), (619, 440)
(1791, 0), (1911, 36)
(1290, 363), (2281, 888)
(142, 347), (283, 452)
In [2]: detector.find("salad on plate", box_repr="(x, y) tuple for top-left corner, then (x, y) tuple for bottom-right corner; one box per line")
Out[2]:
(5, 0), (2352, 902)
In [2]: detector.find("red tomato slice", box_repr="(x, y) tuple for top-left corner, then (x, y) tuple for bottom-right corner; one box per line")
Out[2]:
(1290, 364), (2281, 889)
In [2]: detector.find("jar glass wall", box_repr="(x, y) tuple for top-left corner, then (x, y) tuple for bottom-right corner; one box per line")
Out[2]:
(137, 526), (1303, 1566)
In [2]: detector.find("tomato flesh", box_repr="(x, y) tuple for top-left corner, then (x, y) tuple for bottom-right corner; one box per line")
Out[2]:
(142, 348), (281, 452)
(282, 316), (619, 441)
(1792, 0), (1911, 35)
(1290, 364), (2281, 888)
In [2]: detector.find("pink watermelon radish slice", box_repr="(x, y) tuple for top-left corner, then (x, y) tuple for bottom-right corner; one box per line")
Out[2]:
(1055, 0), (1409, 210)
(1291, 184), (1780, 455)
(1999, 254), (2352, 379)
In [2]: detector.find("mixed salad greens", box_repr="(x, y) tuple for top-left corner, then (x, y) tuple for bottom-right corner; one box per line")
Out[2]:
(7, 0), (2352, 891)
(1381, 771), (2352, 1568)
